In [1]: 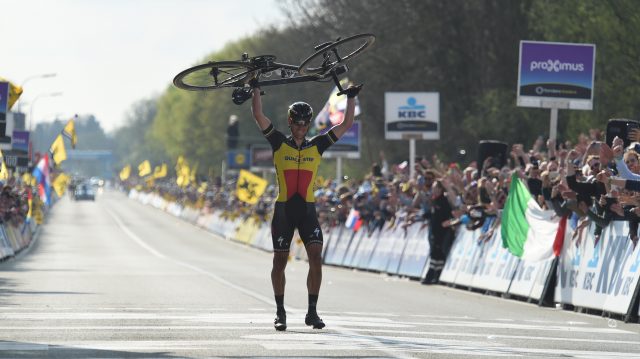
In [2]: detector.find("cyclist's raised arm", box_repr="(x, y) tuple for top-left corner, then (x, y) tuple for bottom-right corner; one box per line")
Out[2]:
(332, 97), (355, 139)
(331, 84), (362, 139)
(251, 87), (272, 131)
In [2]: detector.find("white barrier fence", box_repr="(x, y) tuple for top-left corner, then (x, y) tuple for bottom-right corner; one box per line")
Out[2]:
(0, 220), (38, 261)
(556, 220), (640, 316)
(129, 189), (640, 321)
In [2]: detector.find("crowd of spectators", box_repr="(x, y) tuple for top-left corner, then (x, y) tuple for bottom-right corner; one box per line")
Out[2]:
(0, 176), (33, 227)
(132, 124), (640, 281)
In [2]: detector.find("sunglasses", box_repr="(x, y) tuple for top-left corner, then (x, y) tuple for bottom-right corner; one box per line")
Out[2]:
(292, 121), (311, 127)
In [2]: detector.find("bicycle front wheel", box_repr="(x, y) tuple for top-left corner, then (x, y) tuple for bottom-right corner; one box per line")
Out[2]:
(173, 61), (254, 91)
(298, 33), (376, 75)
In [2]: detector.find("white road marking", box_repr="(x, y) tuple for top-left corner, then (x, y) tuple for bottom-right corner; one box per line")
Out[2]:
(105, 209), (165, 259)
(397, 319), (634, 334)
(105, 209), (415, 359)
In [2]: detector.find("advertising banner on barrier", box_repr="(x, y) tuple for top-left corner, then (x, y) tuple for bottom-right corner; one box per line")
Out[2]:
(470, 229), (520, 293)
(368, 225), (402, 272)
(344, 229), (365, 267)
(385, 92), (440, 140)
(602, 222), (640, 314)
(398, 224), (430, 278)
(556, 221), (640, 314)
(517, 41), (596, 110)
(442, 223), (521, 293)
(386, 228), (409, 275)
(352, 229), (380, 269)
(327, 229), (355, 266)
(453, 229), (484, 287)
(508, 257), (555, 300)
(439, 228), (470, 284)
(321, 225), (341, 259)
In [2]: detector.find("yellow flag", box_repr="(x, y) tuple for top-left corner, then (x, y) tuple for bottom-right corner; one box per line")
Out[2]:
(153, 163), (167, 179)
(175, 156), (185, 172)
(62, 116), (78, 149)
(236, 169), (268, 204)
(52, 173), (70, 197)
(119, 165), (131, 181)
(0, 77), (23, 110)
(22, 172), (33, 185)
(138, 160), (151, 177)
(190, 162), (198, 183)
(0, 150), (8, 181)
(176, 156), (191, 187)
(49, 134), (67, 165)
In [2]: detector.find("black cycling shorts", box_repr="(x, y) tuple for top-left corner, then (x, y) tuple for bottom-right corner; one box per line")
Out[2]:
(271, 195), (323, 252)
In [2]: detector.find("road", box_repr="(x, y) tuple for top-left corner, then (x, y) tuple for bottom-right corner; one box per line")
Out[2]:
(1, 190), (639, 358)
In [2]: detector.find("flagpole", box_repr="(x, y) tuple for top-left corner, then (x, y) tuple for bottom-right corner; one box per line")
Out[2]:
(409, 139), (416, 179)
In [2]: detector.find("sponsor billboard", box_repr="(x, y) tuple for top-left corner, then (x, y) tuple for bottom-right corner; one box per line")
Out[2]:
(385, 92), (439, 140)
(324, 120), (361, 159)
(0, 82), (8, 128)
(11, 130), (29, 154)
(226, 149), (250, 169)
(250, 145), (273, 169)
(517, 41), (596, 109)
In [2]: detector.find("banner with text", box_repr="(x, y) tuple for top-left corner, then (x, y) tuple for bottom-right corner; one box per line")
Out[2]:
(385, 92), (439, 140)
(517, 41), (596, 110)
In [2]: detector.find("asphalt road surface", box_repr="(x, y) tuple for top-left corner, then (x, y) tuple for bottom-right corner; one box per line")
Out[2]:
(1, 190), (639, 358)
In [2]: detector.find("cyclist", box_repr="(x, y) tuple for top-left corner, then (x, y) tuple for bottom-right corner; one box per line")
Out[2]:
(250, 80), (362, 331)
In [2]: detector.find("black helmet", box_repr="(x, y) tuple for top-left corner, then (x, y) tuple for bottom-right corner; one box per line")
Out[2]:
(288, 102), (313, 125)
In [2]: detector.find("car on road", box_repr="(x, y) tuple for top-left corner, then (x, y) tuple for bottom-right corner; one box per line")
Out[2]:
(74, 184), (95, 201)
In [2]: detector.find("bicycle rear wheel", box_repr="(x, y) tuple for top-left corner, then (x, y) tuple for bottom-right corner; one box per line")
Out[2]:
(298, 33), (375, 75)
(173, 61), (254, 91)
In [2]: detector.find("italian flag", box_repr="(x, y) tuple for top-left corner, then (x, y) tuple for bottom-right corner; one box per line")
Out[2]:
(501, 173), (561, 261)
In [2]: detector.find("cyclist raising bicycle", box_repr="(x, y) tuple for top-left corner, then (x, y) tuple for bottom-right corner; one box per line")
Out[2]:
(250, 80), (362, 331)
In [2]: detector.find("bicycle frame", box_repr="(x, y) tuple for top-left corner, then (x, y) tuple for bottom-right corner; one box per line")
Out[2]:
(251, 62), (348, 89)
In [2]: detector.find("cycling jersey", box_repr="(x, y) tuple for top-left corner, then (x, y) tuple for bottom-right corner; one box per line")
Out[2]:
(262, 123), (337, 251)
(262, 124), (338, 203)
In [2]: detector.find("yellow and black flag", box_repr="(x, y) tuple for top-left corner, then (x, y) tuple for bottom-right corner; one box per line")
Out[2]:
(138, 160), (152, 177)
(49, 134), (67, 165)
(236, 169), (267, 205)
(153, 163), (167, 179)
(176, 156), (191, 187)
(119, 165), (131, 181)
(52, 173), (70, 197)
(63, 115), (78, 149)
(0, 77), (23, 110)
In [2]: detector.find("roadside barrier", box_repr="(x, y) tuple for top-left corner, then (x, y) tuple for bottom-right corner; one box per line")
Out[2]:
(129, 189), (640, 322)
(0, 222), (39, 261)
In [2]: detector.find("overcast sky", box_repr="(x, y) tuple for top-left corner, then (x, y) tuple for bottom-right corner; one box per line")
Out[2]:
(1, 0), (284, 132)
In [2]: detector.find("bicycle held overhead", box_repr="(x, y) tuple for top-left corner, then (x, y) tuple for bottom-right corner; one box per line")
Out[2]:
(172, 33), (375, 105)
